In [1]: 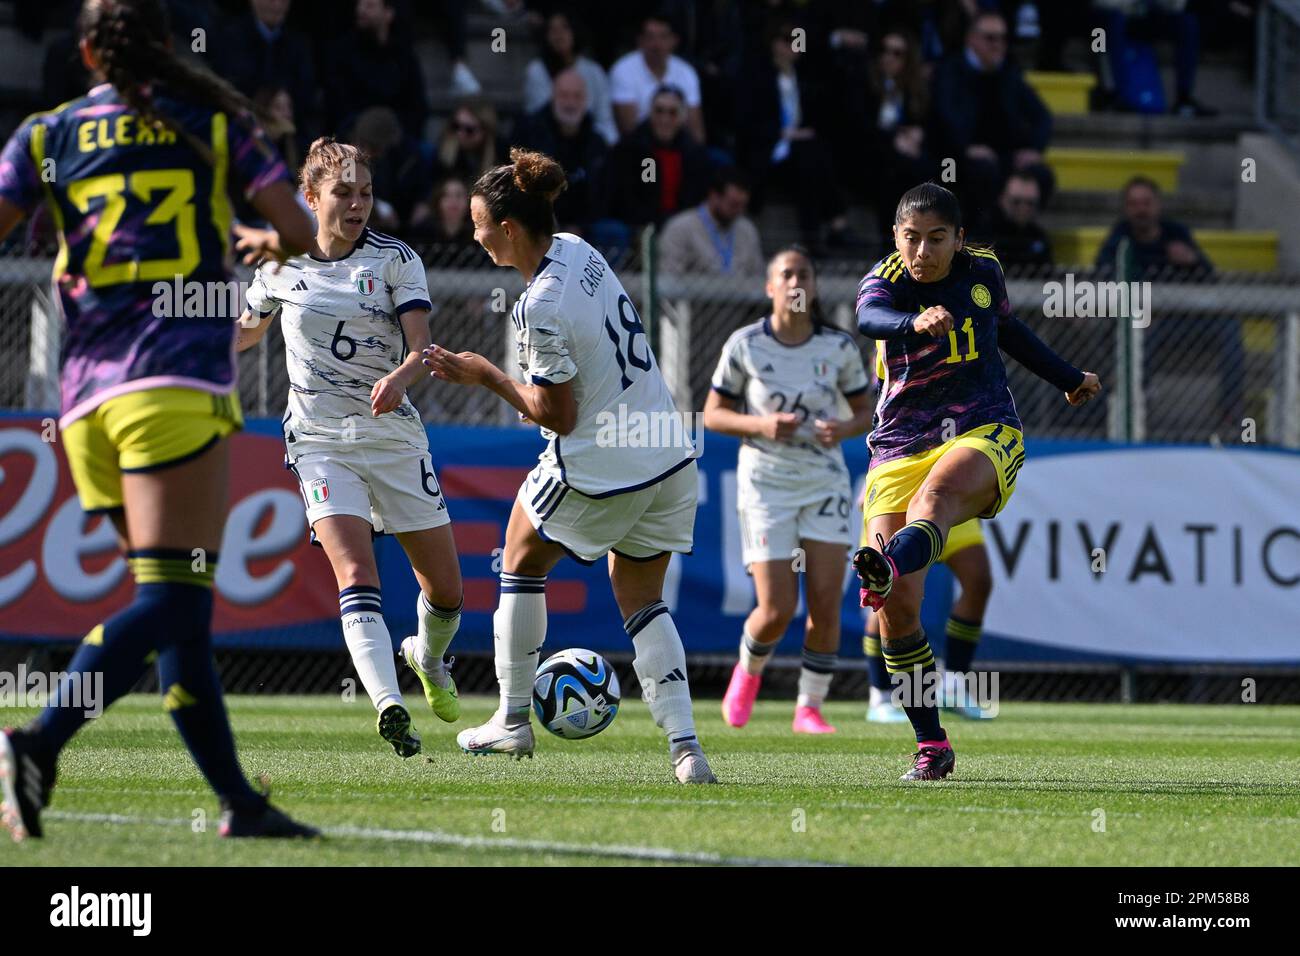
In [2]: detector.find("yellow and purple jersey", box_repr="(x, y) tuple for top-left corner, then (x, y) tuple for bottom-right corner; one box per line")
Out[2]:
(855, 248), (1023, 467)
(0, 82), (290, 426)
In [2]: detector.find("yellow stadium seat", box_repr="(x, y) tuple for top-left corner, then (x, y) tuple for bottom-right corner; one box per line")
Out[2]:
(1048, 226), (1279, 272)
(1025, 72), (1096, 115)
(1045, 147), (1184, 192)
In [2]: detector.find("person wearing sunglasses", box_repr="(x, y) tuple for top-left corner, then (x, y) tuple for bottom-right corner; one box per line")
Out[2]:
(929, 10), (1054, 236)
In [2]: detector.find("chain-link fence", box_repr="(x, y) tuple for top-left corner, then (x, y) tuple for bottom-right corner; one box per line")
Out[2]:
(2, 240), (1298, 699)
(3, 243), (1297, 450)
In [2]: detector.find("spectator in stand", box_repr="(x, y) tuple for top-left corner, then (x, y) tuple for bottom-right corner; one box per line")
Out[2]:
(877, 0), (980, 64)
(987, 171), (1052, 269)
(349, 106), (430, 232)
(513, 68), (611, 235)
(856, 30), (935, 233)
(1095, 176), (1212, 278)
(1094, 0), (1216, 117)
(434, 0), (486, 95)
(410, 176), (477, 248)
(251, 87), (306, 213)
(214, 0), (318, 143)
(431, 99), (504, 188)
(522, 9), (618, 146)
(323, 0), (429, 142)
(738, 20), (856, 251)
(1096, 175), (1240, 433)
(929, 9), (1053, 236)
(658, 167), (764, 277)
(609, 85), (711, 229)
(610, 14), (706, 143)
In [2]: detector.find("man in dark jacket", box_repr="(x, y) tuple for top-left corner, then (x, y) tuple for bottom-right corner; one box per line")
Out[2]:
(609, 86), (711, 229)
(213, 0), (318, 143)
(513, 68), (611, 234)
(988, 171), (1053, 270)
(323, 0), (429, 142)
(930, 10), (1053, 235)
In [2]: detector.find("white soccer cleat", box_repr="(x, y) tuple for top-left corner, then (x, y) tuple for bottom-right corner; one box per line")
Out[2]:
(672, 748), (718, 784)
(457, 720), (535, 760)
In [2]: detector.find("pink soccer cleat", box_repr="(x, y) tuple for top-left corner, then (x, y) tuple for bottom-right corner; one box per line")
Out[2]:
(721, 663), (762, 728)
(792, 705), (837, 734)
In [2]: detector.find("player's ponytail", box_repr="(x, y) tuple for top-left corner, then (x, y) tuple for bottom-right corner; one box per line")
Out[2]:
(300, 138), (373, 200)
(472, 147), (567, 238)
(78, 0), (282, 166)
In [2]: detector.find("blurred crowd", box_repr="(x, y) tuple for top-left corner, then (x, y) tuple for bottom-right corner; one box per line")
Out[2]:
(5, 0), (1262, 274)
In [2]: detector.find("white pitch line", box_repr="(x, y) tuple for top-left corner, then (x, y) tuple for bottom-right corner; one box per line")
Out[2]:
(43, 811), (835, 867)
(56, 784), (1300, 824)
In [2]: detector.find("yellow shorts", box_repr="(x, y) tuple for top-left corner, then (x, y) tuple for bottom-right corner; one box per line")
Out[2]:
(862, 423), (1024, 523)
(62, 387), (243, 512)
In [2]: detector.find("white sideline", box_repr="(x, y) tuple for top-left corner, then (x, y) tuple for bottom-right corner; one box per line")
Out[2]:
(43, 810), (834, 867)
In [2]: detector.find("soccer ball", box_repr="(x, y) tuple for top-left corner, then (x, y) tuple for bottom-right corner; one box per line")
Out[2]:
(532, 648), (620, 740)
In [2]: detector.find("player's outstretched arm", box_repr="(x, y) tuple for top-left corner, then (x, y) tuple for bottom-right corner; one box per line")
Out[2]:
(422, 345), (578, 434)
(234, 308), (277, 353)
(999, 314), (1101, 404)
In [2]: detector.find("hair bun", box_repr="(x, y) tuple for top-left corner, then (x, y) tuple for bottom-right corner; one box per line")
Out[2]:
(509, 146), (567, 201)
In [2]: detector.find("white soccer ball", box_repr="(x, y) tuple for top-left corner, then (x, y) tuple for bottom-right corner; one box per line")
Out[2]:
(532, 648), (621, 740)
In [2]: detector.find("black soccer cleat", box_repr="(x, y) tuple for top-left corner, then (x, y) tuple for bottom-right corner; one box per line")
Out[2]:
(219, 799), (320, 839)
(852, 542), (898, 611)
(377, 703), (421, 759)
(0, 728), (55, 841)
(900, 744), (955, 782)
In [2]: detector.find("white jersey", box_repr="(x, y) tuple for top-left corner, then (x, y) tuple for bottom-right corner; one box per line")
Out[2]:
(246, 228), (431, 447)
(515, 233), (694, 497)
(711, 317), (870, 491)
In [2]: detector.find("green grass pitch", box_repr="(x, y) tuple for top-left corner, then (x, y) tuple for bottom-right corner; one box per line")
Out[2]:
(4, 695), (1298, 866)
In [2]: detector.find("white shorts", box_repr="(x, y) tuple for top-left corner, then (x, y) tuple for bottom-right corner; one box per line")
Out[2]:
(737, 477), (854, 566)
(520, 460), (697, 564)
(287, 438), (451, 536)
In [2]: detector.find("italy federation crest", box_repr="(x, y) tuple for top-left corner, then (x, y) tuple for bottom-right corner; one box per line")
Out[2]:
(355, 269), (376, 296)
(309, 478), (330, 503)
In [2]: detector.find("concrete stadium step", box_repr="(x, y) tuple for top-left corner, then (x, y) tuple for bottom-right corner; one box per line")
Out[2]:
(1045, 146), (1185, 192)
(1050, 112), (1259, 146)
(1049, 225), (1278, 272)
(1042, 189), (1234, 230)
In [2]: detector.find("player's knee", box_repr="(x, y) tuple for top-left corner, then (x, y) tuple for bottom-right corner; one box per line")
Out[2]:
(335, 560), (378, 590)
(880, 588), (922, 633)
(754, 600), (796, 633)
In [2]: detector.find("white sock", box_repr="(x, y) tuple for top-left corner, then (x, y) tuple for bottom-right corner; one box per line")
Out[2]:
(339, 585), (402, 712)
(738, 630), (775, 676)
(494, 573), (547, 724)
(869, 685), (888, 708)
(627, 602), (698, 754)
(796, 649), (836, 708)
(415, 591), (462, 684)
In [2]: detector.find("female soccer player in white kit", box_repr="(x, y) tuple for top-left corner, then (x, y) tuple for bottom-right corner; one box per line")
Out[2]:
(423, 147), (716, 783)
(704, 246), (873, 734)
(237, 138), (463, 758)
